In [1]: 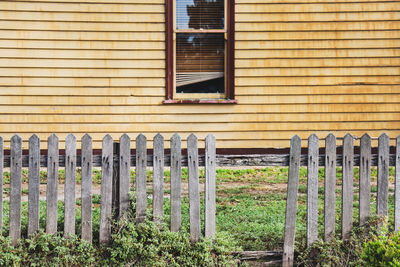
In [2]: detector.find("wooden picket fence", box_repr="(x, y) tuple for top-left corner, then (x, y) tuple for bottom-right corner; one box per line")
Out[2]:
(282, 133), (400, 267)
(0, 133), (217, 246)
(1, 132), (400, 265)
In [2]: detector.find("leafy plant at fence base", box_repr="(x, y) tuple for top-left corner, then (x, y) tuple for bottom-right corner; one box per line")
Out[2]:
(362, 225), (400, 266)
(296, 217), (385, 266)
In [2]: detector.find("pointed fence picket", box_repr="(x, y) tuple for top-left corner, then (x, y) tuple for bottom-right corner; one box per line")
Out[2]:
(1, 132), (400, 267)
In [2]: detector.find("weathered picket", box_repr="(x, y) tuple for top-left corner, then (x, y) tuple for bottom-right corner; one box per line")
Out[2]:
(81, 134), (93, 242)
(28, 135), (40, 237)
(46, 134), (58, 234)
(10, 135), (22, 245)
(0, 133), (217, 246)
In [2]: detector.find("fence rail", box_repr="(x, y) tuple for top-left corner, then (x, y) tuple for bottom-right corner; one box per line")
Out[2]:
(0, 133), (217, 246)
(2, 152), (398, 168)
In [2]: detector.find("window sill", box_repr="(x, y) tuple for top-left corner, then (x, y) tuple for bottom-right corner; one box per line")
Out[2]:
(163, 99), (237, 104)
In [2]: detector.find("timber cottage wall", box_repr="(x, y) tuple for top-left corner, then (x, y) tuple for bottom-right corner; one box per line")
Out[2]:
(0, 0), (399, 149)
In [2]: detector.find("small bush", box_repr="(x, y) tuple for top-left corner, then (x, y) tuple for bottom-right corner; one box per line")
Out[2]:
(362, 226), (400, 266)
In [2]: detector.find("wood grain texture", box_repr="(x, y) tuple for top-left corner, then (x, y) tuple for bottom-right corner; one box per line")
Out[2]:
(153, 133), (164, 223)
(188, 134), (201, 242)
(64, 134), (77, 238)
(377, 133), (389, 217)
(100, 134), (113, 244)
(135, 134), (147, 223)
(205, 134), (216, 239)
(10, 135), (22, 245)
(81, 134), (93, 242)
(307, 134), (319, 247)
(46, 134), (59, 234)
(0, 137), (3, 231)
(324, 133), (336, 241)
(111, 142), (120, 220)
(396, 135), (400, 232)
(170, 133), (182, 232)
(342, 133), (354, 240)
(119, 134), (130, 218)
(28, 134), (40, 236)
(359, 134), (371, 226)
(283, 135), (301, 267)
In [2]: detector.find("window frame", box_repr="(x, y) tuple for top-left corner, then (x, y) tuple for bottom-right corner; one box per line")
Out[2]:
(164, 0), (236, 104)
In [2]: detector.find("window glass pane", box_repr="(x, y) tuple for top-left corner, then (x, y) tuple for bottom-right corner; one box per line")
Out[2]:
(176, 0), (224, 30)
(176, 33), (225, 94)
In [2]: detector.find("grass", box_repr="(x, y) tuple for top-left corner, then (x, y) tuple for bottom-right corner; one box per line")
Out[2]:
(0, 166), (397, 253)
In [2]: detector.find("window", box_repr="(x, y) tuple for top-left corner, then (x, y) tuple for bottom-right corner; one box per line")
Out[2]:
(165, 0), (235, 103)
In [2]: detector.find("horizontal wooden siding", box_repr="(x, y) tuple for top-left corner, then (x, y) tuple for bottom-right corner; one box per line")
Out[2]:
(0, 0), (399, 148)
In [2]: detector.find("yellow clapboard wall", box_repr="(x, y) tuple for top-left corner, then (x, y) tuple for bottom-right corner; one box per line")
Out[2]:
(0, 0), (399, 149)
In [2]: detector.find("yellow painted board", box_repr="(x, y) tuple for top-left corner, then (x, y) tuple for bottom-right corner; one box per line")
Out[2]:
(0, 68), (165, 78)
(0, 77), (165, 87)
(236, 21), (400, 31)
(0, 59), (165, 69)
(236, 49), (400, 58)
(1, 85), (398, 97)
(236, 0), (397, 3)
(235, 58), (400, 68)
(236, 30), (400, 41)
(0, 103), (399, 114)
(0, 40), (164, 50)
(1, 11), (165, 23)
(3, 112), (400, 124)
(236, 39), (400, 49)
(236, 11), (400, 22)
(0, 87), (165, 96)
(235, 76), (400, 86)
(0, 21), (165, 32)
(234, 94), (400, 104)
(18, 0), (164, 3)
(1, 94), (400, 105)
(236, 67), (400, 77)
(0, 30), (165, 41)
(0, 95), (165, 105)
(236, 3), (399, 13)
(0, 2), (165, 13)
(235, 85), (400, 95)
(0, 121), (398, 133)
(0, 49), (165, 59)
(4, 67), (398, 78)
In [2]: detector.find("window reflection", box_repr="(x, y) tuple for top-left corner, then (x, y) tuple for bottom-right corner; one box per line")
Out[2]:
(176, 33), (225, 94)
(176, 0), (224, 30)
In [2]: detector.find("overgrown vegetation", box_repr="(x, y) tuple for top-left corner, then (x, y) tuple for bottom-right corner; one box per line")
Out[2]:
(0, 197), (241, 266)
(0, 166), (397, 265)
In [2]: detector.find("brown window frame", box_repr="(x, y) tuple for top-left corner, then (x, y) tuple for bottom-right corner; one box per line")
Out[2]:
(164, 0), (236, 104)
